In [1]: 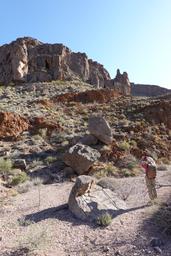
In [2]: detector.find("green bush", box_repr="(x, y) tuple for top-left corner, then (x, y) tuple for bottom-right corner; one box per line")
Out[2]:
(10, 172), (28, 186)
(44, 156), (57, 165)
(97, 213), (112, 226)
(0, 158), (13, 176)
(118, 141), (130, 151)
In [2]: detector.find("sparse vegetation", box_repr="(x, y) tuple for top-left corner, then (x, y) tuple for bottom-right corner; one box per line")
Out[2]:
(97, 213), (112, 226)
(10, 172), (28, 186)
(118, 141), (130, 151)
(44, 156), (57, 165)
(0, 158), (13, 176)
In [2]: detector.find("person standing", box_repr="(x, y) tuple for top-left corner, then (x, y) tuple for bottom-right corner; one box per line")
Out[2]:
(141, 154), (157, 203)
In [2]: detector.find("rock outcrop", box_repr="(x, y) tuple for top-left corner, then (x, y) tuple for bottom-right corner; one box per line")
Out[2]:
(0, 37), (110, 87)
(105, 69), (131, 95)
(64, 143), (101, 175)
(131, 83), (171, 97)
(143, 100), (171, 129)
(0, 38), (132, 96)
(88, 115), (113, 144)
(68, 175), (127, 222)
(53, 88), (121, 104)
(0, 112), (29, 139)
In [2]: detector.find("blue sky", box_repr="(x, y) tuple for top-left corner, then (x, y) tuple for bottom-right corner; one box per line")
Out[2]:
(1, 0), (171, 88)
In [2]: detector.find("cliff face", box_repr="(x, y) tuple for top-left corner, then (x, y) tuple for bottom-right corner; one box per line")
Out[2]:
(131, 83), (171, 97)
(0, 37), (110, 87)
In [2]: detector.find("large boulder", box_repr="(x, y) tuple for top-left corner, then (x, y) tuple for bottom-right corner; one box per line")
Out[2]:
(88, 115), (113, 144)
(68, 175), (127, 222)
(64, 144), (101, 175)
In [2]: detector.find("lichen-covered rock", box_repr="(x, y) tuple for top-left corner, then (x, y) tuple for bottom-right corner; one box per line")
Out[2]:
(64, 144), (101, 175)
(68, 175), (127, 222)
(88, 115), (113, 144)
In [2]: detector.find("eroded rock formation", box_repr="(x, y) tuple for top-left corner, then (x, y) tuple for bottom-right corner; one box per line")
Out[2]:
(105, 69), (131, 95)
(0, 38), (132, 95)
(0, 37), (110, 87)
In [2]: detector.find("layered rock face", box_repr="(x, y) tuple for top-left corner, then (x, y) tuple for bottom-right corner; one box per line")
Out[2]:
(0, 37), (110, 87)
(105, 69), (131, 95)
(131, 83), (171, 97)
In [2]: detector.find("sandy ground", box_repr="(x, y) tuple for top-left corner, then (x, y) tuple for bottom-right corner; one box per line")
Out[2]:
(1, 167), (171, 256)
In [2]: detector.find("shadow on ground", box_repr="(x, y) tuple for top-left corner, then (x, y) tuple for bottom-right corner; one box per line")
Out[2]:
(23, 203), (148, 228)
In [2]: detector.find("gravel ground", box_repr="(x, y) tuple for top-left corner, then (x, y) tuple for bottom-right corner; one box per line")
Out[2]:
(1, 167), (171, 256)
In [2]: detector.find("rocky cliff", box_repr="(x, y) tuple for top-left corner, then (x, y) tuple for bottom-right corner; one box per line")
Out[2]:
(0, 37), (110, 87)
(131, 83), (171, 97)
(104, 69), (131, 95)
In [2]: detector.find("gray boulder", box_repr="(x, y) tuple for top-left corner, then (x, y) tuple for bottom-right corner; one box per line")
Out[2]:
(68, 175), (127, 222)
(79, 134), (98, 146)
(64, 143), (101, 175)
(88, 116), (113, 144)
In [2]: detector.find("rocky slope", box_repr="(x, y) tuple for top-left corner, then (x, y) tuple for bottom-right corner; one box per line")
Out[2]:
(0, 80), (171, 255)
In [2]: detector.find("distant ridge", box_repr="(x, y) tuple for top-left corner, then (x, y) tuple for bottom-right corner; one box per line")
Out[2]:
(131, 83), (171, 97)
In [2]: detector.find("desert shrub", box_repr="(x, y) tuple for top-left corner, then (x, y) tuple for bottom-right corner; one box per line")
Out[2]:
(121, 169), (133, 177)
(29, 159), (43, 169)
(129, 140), (137, 147)
(44, 156), (57, 165)
(127, 161), (137, 170)
(97, 213), (112, 226)
(32, 134), (43, 141)
(17, 181), (32, 194)
(0, 158), (13, 176)
(118, 141), (130, 151)
(93, 164), (119, 178)
(18, 216), (34, 226)
(10, 172), (28, 186)
(50, 132), (67, 143)
(159, 157), (170, 165)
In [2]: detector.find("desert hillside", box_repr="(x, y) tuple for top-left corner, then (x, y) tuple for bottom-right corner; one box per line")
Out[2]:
(0, 38), (171, 256)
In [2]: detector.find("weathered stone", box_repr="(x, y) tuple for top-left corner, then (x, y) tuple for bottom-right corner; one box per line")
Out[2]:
(88, 115), (113, 144)
(79, 134), (98, 146)
(64, 143), (101, 175)
(13, 159), (27, 170)
(0, 112), (29, 139)
(54, 88), (121, 104)
(68, 175), (127, 222)
(62, 166), (75, 178)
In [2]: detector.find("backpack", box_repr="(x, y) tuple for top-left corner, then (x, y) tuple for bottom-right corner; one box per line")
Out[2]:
(146, 163), (156, 179)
